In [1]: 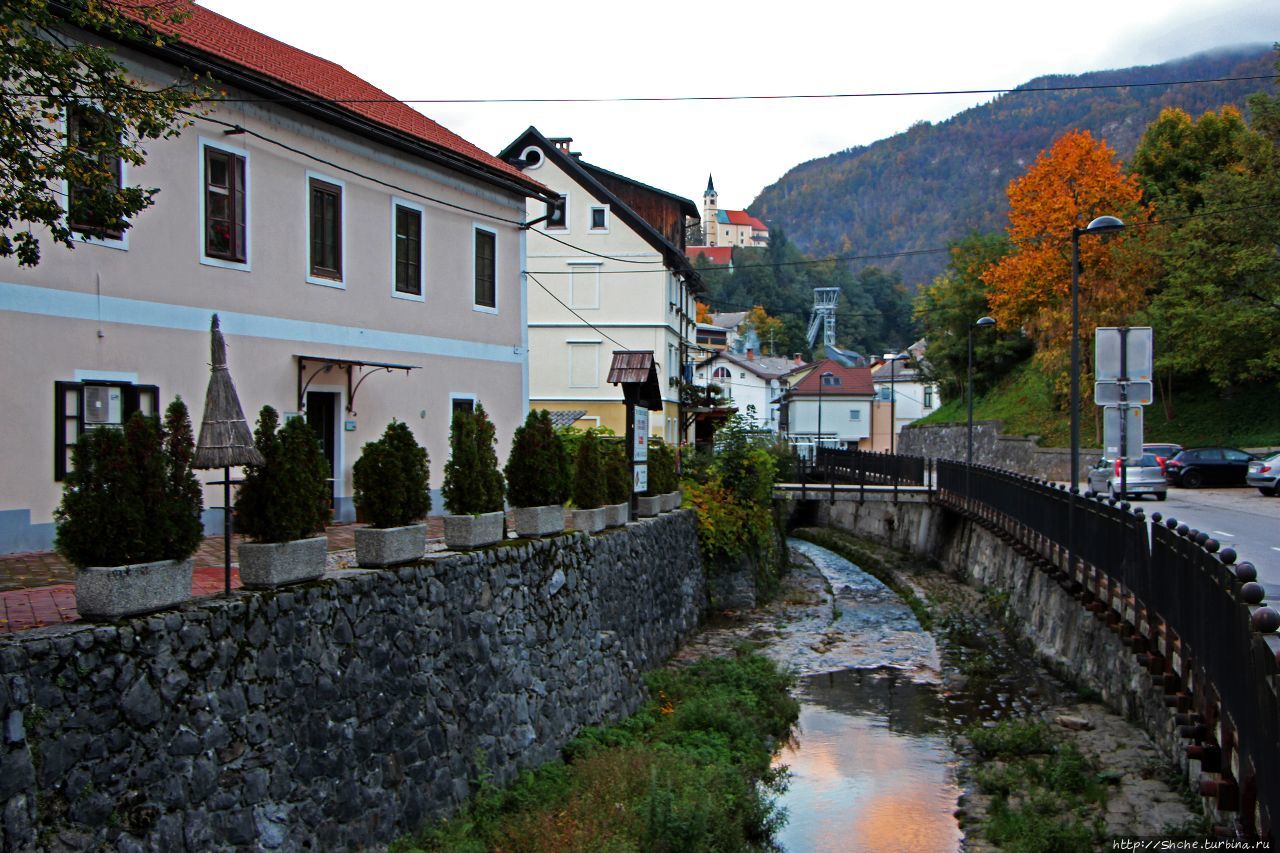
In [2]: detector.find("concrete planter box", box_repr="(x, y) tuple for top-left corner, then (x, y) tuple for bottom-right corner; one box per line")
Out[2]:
(238, 536), (326, 589)
(443, 511), (506, 550)
(571, 507), (607, 534)
(75, 558), (194, 620)
(511, 504), (565, 538)
(605, 502), (630, 528)
(662, 491), (682, 512)
(635, 495), (661, 518)
(354, 523), (427, 567)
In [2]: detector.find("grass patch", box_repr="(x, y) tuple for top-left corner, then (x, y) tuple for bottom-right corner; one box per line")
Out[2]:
(394, 653), (799, 852)
(792, 528), (933, 630)
(917, 361), (1280, 449)
(967, 719), (1055, 759)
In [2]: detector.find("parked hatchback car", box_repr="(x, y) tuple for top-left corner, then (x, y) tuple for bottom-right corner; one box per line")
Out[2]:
(1246, 450), (1280, 496)
(1142, 442), (1182, 463)
(1088, 454), (1168, 500)
(1164, 447), (1258, 488)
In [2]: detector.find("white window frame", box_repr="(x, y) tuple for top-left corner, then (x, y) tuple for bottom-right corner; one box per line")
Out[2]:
(588, 204), (610, 233)
(449, 393), (477, 418)
(199, 136), (251, 272)
(849, 409), (862, 421)
(61, 109), (129, 252)
(567, 260), (602, 309)
(472, 224), (499, 314)
(305, 169), (346, 289)
(568, 341), (601, 388)
(390, 196), (426, 302)
(545, 191), (569, 232)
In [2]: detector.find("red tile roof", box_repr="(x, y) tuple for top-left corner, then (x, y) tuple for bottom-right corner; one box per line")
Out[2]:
(139, 3), (538, 190)
(724, 210), (768, 231)
(788, 360), (875, 396)
(686, 246), (733, 265)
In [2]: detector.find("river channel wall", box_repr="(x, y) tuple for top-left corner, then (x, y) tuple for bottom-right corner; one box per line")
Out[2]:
(785, 497), (1181, 766)
(0, 512), (705, 851)
(898, 421), (1094, 481)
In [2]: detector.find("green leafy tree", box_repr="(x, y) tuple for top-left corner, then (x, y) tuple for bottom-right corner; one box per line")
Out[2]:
(504, 409), (570, 508)
(572, 430), (606, 510)
(442, 405), (505, 515)
(235, 406), (331, 543)
(912, 232), (1030, 400)
(160, 397), (203, 559)
(1, 0), (209, 266)
(352, 421), (431, 528)
(1130, 106), (1252, 214)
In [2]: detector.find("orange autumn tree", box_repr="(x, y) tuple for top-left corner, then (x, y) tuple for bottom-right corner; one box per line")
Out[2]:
(983, 130), (1155, 403)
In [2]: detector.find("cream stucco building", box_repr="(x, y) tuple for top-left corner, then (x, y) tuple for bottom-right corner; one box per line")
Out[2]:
(0, 6), (550, 553)
(499, 129), (702, 443)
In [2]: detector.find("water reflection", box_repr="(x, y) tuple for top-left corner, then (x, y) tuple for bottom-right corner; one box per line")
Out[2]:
(774, 669), (961, 853)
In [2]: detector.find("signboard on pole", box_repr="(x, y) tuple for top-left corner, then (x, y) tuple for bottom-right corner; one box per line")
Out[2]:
(1102, 405), (1144, 460)
(1095, 326), (1153, 381)
(1094, 380), (1153, 406)
(633, 406), (649, 462)
(633, 463), (648, 493)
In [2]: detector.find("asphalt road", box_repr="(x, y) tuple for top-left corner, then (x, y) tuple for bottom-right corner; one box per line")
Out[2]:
(1127, 485), (1280, 596)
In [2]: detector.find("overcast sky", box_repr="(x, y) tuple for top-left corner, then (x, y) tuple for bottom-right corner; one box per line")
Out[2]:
(199, 0), (1276, 211)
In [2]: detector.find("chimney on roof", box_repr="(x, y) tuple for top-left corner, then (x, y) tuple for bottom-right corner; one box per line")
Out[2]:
(549, 137), (573, 152)
(747, 348), (754, 361)
(793, 353), (803, 365)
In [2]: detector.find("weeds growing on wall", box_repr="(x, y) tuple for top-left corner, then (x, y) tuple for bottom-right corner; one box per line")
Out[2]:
(393, 653), (799, 853)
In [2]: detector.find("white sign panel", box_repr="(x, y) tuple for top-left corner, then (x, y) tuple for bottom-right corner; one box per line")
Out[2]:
(633, 407), (649, 462)
(633, 463), (648, 493)
(1094, 381), (1154, 406)
(1102, 405), (1144, 460)
(1095, 327), (1154, 381)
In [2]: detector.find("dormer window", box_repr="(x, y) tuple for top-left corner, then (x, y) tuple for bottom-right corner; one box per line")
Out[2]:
(821, 372), (840, 387)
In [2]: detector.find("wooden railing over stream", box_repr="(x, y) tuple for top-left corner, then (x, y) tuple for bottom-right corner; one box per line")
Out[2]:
(790, 447), (1280, 840)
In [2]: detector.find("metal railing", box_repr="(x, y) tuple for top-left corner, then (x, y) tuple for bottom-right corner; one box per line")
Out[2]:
(931, 458), (1279, 837)
(801, 447), (928, 488)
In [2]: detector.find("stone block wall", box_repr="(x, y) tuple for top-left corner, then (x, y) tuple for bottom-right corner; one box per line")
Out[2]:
(898, 421), (1094, 481)
(0, 512), (705, 851)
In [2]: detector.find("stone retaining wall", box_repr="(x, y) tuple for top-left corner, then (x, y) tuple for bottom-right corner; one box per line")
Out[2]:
(0, 512), (705, 851)
(898, 421), (1094, 481)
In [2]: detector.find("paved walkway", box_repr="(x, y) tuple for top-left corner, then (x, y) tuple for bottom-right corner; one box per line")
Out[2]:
(0, 519), (446, 635)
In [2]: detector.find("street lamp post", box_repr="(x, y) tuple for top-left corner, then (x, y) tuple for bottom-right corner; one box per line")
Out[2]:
(1069, 215), (1125, 578)
(887, 353), (908, 455)
(967, 317), (996, 502)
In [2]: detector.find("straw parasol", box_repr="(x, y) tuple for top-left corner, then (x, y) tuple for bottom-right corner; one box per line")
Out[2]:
(194, 314), (262, 594)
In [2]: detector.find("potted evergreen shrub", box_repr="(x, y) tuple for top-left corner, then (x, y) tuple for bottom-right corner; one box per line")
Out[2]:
(602, 438), (631, 527)
(442, 404), (506, 549)
(651, 440), (682, 511)
(234, 406), (331, 588)
(504, 409), (570, 537)
(571, 430), (608, 533)
(57, 399), (204, 620)
(352, 420), (431, 566)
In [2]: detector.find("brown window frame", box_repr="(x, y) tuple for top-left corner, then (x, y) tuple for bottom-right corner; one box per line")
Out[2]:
(67, 106), (125, 240)
(393, 203), (422, 296)
(309, 177), (343, 281)
(204, 147), (247, 262)
(474, 227), (496, 309)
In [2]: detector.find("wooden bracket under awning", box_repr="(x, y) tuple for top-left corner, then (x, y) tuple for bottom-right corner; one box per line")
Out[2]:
(296, 355), (419, 416)
(607, 350), (663, 411)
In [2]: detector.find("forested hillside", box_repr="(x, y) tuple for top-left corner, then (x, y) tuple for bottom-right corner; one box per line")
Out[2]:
(751, 46), (1275, 288)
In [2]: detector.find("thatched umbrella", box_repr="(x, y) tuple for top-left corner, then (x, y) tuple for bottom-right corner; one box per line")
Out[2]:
(194, 314), (263, 594)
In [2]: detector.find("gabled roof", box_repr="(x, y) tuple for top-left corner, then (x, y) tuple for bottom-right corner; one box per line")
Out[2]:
(788, 360), (876, 396)
(686, 246), (733, 266)
(715, 210), (769, 231)
(120, 3), (546, 198)
(578, 161), (699, 220)
(704, 350), (804, 380)
(498, 127), (702, 290)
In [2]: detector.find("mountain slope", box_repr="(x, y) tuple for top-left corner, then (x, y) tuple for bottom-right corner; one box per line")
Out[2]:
(751, 47), (1276, 287)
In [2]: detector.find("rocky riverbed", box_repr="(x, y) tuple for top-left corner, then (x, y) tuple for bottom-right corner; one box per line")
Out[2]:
(670, 532), (1201, 851)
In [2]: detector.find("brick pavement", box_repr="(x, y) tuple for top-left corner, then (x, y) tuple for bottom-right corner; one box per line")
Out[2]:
(0, 521), (451, 635)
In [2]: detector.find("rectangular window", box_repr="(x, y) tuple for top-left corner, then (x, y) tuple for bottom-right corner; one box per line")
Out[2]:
(849, 409), (861, 421)
(474, 227), (496, 310)
(924, 387), (934, 408)
(393, 202), (423, 297)
(309, 177), (343, 281)
(67, 106), (124, 240)
(545, 196), (568, 230)
(589, 205), (608, 231)
(54, 381), (158, 481)
(451, 397), (475, 415)
(204, 146), (247, 262)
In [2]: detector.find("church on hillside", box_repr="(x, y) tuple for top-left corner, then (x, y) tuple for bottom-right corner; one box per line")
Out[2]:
(696, 175), (769, 249)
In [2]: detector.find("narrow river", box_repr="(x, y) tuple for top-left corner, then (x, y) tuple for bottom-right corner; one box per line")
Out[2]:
(773, 539), (962, 853)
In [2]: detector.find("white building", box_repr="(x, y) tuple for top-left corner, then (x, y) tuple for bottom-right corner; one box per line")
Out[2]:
(780, 360), (877, 449)
(869, 355), (941, 452)
(693, 350), (805, 432)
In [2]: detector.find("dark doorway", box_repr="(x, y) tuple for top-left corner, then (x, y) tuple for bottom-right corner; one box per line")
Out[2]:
(306, 390), (339, 506)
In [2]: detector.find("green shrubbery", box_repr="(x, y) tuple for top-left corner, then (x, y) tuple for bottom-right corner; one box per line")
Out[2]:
(571, 430), (606, 510)
(396, 653), (798, 852)
(234, 406), (331, 543)
(442, 404), (505, 516)
(55, 399), (204, 567)
(504, 409), (570, 508)
(352, 421), (431, 528)
(601, 438), (631, 505)
(645, 439), (679, 496)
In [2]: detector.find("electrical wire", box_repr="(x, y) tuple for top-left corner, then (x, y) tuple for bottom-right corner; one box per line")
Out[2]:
(527, 272), (629, 351)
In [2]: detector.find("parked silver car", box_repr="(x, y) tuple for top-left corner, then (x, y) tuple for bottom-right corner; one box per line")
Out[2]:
(1087, 454), (1168, 500)
(1246, 450), (1280, 496)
